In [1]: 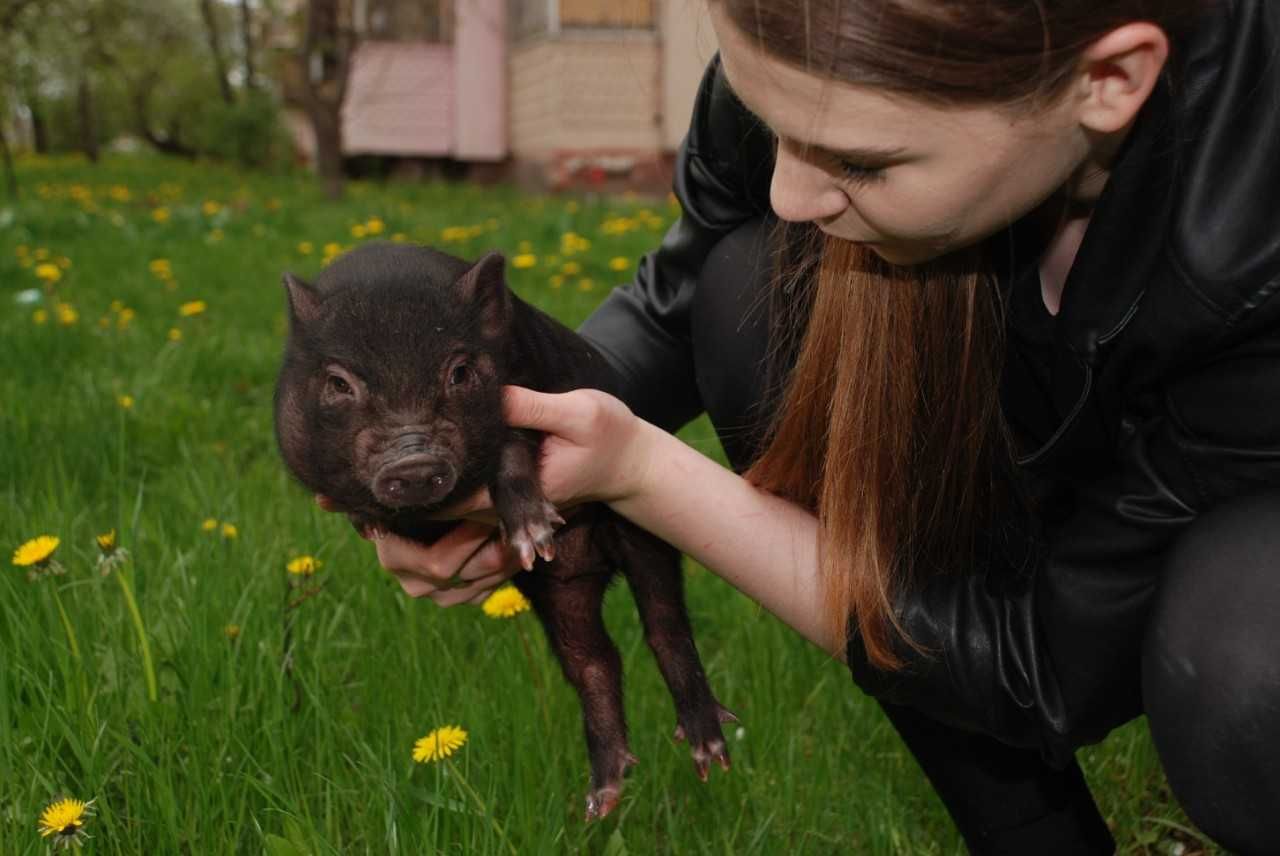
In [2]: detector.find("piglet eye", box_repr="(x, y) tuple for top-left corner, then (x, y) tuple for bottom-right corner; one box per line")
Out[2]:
(327, 374), (353, 396)
(449, 364), (471, 386)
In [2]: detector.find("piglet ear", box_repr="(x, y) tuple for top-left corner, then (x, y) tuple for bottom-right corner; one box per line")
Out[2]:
(455, 251), (511, 339)
(282, 272), (322, 327)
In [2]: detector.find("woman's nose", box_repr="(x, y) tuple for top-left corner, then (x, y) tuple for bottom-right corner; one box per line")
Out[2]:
(769, 143), (848, 224)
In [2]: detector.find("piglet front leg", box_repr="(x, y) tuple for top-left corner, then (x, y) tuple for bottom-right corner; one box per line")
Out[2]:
(491, 429), (565, 570)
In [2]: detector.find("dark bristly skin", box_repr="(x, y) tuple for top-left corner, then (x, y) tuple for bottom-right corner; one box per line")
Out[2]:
(273, 241), (736, 819)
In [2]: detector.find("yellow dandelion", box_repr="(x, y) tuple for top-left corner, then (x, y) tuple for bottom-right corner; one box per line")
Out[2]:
(549, 274), (564, 289)
(286, 555), (321, 576)
(56, 256), (72, 269)
(609, 257), (631, 272)
(201, 518), (219, 532)
(578, 278), (595, 292)
(117, 394), (134, 410)
(34, 262), (62, 283)
(482, 585), (531, 618)
(365, 217), (385, 235)
(221, 522), (238, 539)
(207, 228), (224, 243)
(37, 797), (94, 848)
(413, 725), (468, 763)
(560, 261), (581, 276)
(95, 529), (129, 575)
(34, 247), (49, 260)
(109, 185), (131, 202)
(178, 300), (207, 317)
(224, 624), (241, 639)
(13, 535), (59, 567)
(350, 223), (368, 239)
(33, 309), (48, 325)
(323, 242), (342, 257)
(116, 307), (135, 330)
(297, 241), (314, 255)
(152, 206), (171, 223)
(56, 303), (78, 325)
(391, 232), (408, 243)
(202, 200), (222, 216)
(168, 327), (183, 342)
(148, 258), (172, 277)
(511, 253), (537, 269)
(110, 299), (124, 312)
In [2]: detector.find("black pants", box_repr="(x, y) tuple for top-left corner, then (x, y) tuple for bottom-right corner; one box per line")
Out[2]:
(688, 216), (1280, 855)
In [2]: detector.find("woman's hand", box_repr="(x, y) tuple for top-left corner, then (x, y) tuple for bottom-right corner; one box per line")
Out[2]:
(500, 385), (655, 507)
(316, 495), (522, 606)
(316, 384), (654, 606)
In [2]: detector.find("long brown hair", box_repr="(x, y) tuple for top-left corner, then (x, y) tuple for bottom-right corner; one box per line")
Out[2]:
(719, 0), (1209, 670)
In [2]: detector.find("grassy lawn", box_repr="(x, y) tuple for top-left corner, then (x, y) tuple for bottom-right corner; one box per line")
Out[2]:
(0, 154), (1215, 854)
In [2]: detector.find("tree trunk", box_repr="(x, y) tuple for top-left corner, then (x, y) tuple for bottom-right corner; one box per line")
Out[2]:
(310, 105), (344, 200)
(300, 0), (354, 200)
(199, 0), (235, 105)
(130, 83), (198, 158)
(0, 123), (18, 199)
(238, 0), (256, 90)
(76, 72), (99, 163)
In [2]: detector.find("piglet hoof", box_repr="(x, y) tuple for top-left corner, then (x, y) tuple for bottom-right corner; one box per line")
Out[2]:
(674, 704), (738, 781)
(583, 751), (638, 822)
(500, 502), (566, 571)
(691, 738), (731, 782)
(585, 786), (621, 822)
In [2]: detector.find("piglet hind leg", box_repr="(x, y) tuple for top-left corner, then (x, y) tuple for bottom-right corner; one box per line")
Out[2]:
(491, 430), (565, 570)
(612, 521), (736, 781)
(516, 559), (637, 821)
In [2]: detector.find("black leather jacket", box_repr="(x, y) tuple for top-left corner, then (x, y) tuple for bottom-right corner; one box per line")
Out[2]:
(579, 0), (1280, 767)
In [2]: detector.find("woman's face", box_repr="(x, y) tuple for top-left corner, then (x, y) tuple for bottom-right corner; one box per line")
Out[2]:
(710, 5), (1094, 265)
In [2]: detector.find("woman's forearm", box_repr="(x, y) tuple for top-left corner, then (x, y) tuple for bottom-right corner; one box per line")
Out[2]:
(609, 420), (842, 658)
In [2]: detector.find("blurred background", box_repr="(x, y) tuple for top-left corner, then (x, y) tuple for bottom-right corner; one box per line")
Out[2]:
(0, 0), (721, 200)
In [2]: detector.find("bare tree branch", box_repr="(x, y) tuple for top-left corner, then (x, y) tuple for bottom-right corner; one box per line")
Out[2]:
(198, 0), (235, 104)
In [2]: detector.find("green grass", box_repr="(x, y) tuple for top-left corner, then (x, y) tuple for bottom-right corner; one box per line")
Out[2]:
(0, 154), (1216, 854)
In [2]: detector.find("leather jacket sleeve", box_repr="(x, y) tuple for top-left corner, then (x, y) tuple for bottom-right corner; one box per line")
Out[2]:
(576, 53), (774, 432)
(846, 339), (1280, 767)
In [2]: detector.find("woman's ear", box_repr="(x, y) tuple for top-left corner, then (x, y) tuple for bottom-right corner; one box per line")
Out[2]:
(1074, 22), (1170, 135)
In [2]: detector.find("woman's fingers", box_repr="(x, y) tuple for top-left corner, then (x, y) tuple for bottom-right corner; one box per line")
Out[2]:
(428, 569), (513, 607)
(376, 521), (523, 605)
(503, 385), (596, 438)
(374, 521), (497, 582)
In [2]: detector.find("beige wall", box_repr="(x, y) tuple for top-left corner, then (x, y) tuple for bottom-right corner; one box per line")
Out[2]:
(509, 35), (663, 158)
(660, 0), (718, 150)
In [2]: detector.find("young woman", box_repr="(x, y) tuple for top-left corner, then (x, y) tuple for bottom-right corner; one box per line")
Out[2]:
(330, 1), (1280, 851)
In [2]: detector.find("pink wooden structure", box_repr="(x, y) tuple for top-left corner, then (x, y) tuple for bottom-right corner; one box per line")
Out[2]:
(340, 0), (506, 161)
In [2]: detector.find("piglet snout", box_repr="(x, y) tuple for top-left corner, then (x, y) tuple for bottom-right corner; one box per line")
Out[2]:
(372, 453), (457, 507)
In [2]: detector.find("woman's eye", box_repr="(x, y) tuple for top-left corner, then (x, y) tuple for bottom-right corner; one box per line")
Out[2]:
(327, 374), (353, 396)
(450, 364), (471, 386)
(837, 160), (886, 186)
